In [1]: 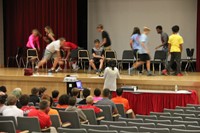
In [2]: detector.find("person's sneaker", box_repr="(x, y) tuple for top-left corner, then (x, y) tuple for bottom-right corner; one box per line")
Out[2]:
(147, 71), (153, 76)
(95, 70), (100, 75)
(162, 69), (168, 76)
(48, 69), (55, 73)
(55, 67), (63, 73)
(177, 73), (183, 76)
(128, 67), (134, 75)
(34, 66), (39, 73)
(72, 66), (80, 71)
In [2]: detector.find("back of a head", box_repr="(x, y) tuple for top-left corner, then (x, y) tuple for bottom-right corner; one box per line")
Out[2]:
(52, 90), (59, 98)
(39, 100), (49, 110)
(0, 86), (7, 93)
(86, 96), (93, 104)
(71, 88), (80, 97)
(116, 88), (123, 96)
(19, 94), (30, 106)
(7, 95), (17, 106)
(0, 93), (7, 105)
(68, 97), (76, 106)
(59, 37), (66, 42)
(39, 87), (47, 96)
(83, 88), (91, 98)
(58, 94), (69, 105)
(94, 88), (101, 97)
(12, 88), (22, 99)
(172, 25), (179, 33)
(156, 25), (162, 30)
(97, 24), (103, 29)
(41, 94), (53, 107)
(31, 88), (39, 95)
(143, 26), (151, 32)
(108, 60), (116, 70)
(103, 88), (110, 97)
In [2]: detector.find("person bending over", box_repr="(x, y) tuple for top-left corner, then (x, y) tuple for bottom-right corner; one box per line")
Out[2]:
(89, 39), (105, 74)
(35, 37), (66, 73)
(26, 29), (41, 51)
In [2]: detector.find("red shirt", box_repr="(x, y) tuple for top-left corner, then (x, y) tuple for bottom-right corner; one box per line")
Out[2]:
(63, 42), (78, 50)
(21, 106), (35, 114)
(78, 105), (101, 114)
(28, 109), (52, 129)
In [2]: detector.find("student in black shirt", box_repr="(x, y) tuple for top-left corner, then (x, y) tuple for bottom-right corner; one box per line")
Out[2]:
(78, 88), (90, 105)
(97, 24), (111, 51)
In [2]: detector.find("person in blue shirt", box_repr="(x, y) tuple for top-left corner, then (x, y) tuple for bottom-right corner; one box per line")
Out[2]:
(130, 27), (142, 73)
(129, 27), (152, 76)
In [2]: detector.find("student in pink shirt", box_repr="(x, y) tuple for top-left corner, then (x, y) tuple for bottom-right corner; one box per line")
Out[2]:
(26, 29), (41, 51)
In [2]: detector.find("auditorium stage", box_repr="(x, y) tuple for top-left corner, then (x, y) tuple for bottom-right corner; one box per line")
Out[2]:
(0, 68), (200, 101)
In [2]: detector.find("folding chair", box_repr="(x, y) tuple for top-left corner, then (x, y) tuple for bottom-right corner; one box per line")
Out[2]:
(0, 121), (16, 133)
(139, 127), (170, 133)
(58, 128), (87, 133)
(26, 49), (39, 69)
(118, 117), (143, 123)
(100, 120), (127, 126)
(152, 50), (166, 74)
(157, 123), (186, 131)
(82, 109), (104, 125)
(144, 119), (171, 126)
(184, 48), (195, 72)
(88, 129), (118, 133)
(136, 114), (157, 120)
(171, 128), (200, 133)
(78, 50), (90, 72)
(109, 125), (138, 132)
(105, 50), (118, 67)
(81, 124), (108, 131)
(127, 122), (156, 128)
(163, 108), (184, 115)
(149, 112), (171, 118)
(0, 116), (17, 129)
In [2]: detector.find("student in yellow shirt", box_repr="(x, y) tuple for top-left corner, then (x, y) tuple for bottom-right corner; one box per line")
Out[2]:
(162, 25), (184, 76)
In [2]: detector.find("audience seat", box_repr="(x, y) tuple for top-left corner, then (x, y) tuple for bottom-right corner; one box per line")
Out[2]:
(58, 128), (87, 133)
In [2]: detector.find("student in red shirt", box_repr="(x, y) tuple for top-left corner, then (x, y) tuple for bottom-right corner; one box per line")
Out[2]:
(20, 94), (35, 114)
(28, 100), (52, 129)
(78, 96), (102, 114)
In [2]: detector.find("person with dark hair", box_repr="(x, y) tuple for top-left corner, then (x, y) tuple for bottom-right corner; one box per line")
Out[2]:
(28, 100), (52, 129)
(71, 88), (82, 103)
(155, 25), (169, 68)
(56, 94), (69, 108)
(20, 94), (35, 114)
(38, 87), (47, 98)
(93, 88), (103, 103)
(112, 88), (135, 118)
(78, 88), (91, 104)
(89, 39), (105, 74)
(129, 27), (152, 76)
(0, 92), (7, 113)
(3, 95), (23, 118)
(97, 24), (112, 51)
(103, 60), (120, 91)
(29, 88), (40, 106)
(51, 90), (59, 103)
(96, 88), (118, 114)
(162, 25), (184, 76)
(130, 27), (142, 73)
(66, 97), (87, 121)
(0, 86), (7, 93)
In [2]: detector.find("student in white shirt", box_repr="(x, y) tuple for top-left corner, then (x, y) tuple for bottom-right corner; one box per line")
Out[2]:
(35, 37), (66, 72)
(103, 60), (120, 91)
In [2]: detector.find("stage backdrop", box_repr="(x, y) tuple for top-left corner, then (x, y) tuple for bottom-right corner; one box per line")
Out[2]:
(0, 0), (3, 67)
(4, 0), (77, 61)
(88, 0), (197, 60)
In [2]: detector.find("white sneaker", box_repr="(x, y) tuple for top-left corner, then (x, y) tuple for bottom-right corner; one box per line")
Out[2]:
(55, 67), (63, 72)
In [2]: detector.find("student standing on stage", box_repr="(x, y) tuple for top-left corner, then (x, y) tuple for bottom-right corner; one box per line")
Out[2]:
(130, 27), (142, 73)
(35, 38), (66, 72)
(43, 26), (55, 44)
(97, 24), (112, 51)
(155, 25), (169, 68)
(26, 29), (41, 51)
(129, 27), (152, 76)
(89, 39), (105, 74)
(162, 25), (184, 76)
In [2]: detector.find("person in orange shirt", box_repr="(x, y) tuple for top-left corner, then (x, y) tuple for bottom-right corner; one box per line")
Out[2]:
(111, 88), (135, 118)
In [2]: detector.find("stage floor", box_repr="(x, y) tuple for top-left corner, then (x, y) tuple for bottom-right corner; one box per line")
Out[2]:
(0, 68), (200, 100)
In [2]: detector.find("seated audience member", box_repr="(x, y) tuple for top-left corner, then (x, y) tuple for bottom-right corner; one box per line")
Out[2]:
(112, 88), (135, 118)
(0, 86), (7, 93)
(3, 95), (23, 118)
(29, 88), (40, 106)
(66, 97), (87, 121)
(20, 94), (35, 114)
(38, 87), (47, 99)
(96, 88), (118, 114)
(52, 90), (59, 103)
(12, 88), (22, 108)
(78, 88), (90, 105)
(93, 88), (103, 103)
(78, 96), (102, 114)
(71, 88), (82, 103)
(0, 92), (7, 113)
(56, 94), (69, 108)
(89, 39), (105, 74)
(28, 100), (52, 129)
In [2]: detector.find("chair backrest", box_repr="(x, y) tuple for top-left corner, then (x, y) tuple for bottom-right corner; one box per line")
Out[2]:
(185, 117), (200, 125)
(120, 131), (150, 133)
(82, 109), (98, 125)
(78, 50), (89, 59)
(17, 117), (41, 132)
(100, 120), (127, 126)
(127, 122), (156, 128)
(81, 124), (108, 131)
(187, 125), (200, 130)
(187, 104), (200, 110)
(150, 112), (171, 118)
(17, 47), (24, 57)
(164, 108), (184, 115)
(122, 50), (134, 60)
(109, 125), (138, 132)
(186, 48), (194, 58)
(171, 128), (200, 133)
(0, 121), (16, 133)
(136, 114), (157, 120)
(139, 127), (170, 133)
(105, 50), (117, 60)
(173, 113), (195, 120)
(157, 123), (186, 131)
(0, 116), (17, 128)
(144, 119), (171, 126)
(116, 104), (126, 117)
(154, 50), (166, 60)
(185, 110), (200, 117)
(88, 129), (118, 133)
(118, 117), (143, 123)
(59, 111), (81, 128)
(58, 127), (87, 133)
(173, 120), (198, 126)
(96, 105), (113, 121)
(175, 106), (195, 112)
(50, 115), (61, 129)
(27, 49), (38, 57)
(158, 116), (183, 123)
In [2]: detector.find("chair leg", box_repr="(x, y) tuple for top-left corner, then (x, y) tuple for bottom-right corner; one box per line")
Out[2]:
(16, 57), (20, 68)
(153, 63), (155, 74)
(159, 63), (161, 75)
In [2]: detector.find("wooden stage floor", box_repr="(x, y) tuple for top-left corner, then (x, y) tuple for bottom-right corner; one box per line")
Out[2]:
(0, 68), (200, 100)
